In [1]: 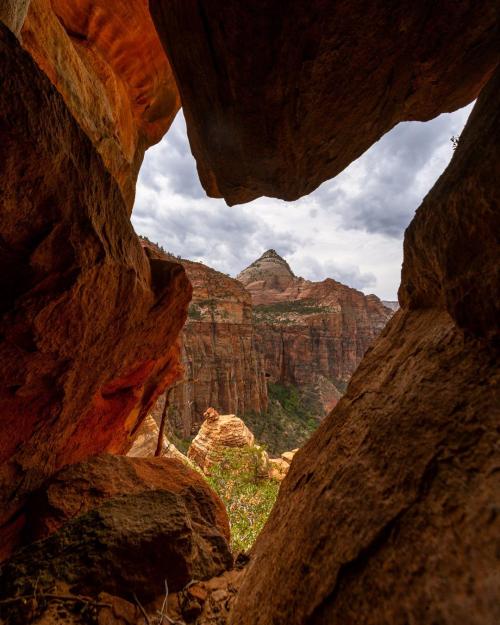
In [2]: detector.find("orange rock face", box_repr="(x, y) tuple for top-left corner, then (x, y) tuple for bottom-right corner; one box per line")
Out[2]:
(25, 453), (230, 544)
(142, 244), (269, 437)
(21, 0), (180, 208)
(151, 1), (498, 204)
(2, 455), (232, 603)
(0, 25), (190, 560)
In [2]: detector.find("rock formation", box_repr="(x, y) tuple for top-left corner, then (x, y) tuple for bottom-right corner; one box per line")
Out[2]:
(0, 2), (498, 623)
(269, 449), (298, 482)
(20, 0), (180, 209)
(188, 408), (256, 472)
(142, 243), (269, 438)
(0, 22), (190, 559)
(1, 455), (232, 605)
(146, 244), (392, 443)
(151, 1), (497, 204)
(238, 249), (393, 415)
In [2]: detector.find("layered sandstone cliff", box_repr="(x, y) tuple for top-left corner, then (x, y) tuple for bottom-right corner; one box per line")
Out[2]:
(141, 242), (269, 439)
(238, 249), (393, 415)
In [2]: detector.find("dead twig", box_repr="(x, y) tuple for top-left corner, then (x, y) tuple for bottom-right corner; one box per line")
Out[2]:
(155, 387), (173, 457)
(155, 377), (197, 457)
(133, 592), (152, 625)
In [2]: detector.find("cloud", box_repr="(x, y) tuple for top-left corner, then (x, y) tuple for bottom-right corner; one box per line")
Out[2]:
(132, 103), (473, 300)
(312, 105), (473, 238)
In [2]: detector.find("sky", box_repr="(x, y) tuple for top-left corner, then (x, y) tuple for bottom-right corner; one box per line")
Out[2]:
(132, 104), (473, 301)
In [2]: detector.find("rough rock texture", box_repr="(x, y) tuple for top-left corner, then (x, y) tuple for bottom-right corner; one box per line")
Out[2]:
(142, 243), (268, 437)
(0, 26), (191, 559)
(24, 453), (230, 545)
(151, 1), (498, 204)
(0, 0), (29, 35)
(231, 65), (500, 625)
(268, 449), (298, 482)
(2, 488), (232, 602)
(188, 409), (255, 472)
(238, 249), (393, 414)
(127, 413), (192, 465)
(20, 0), (180, 209)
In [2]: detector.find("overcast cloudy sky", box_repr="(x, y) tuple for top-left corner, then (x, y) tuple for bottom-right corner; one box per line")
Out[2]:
(132, 104), (472, 301)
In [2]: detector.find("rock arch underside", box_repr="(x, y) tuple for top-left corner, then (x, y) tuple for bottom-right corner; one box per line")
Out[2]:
(0, 1), (498, 623)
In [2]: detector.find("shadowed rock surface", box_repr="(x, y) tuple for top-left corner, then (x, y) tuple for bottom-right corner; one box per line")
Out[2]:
(231, 64), (500, 625)
(23, 453), (230, 544)
(151, 0), (497, 204)
(1, 488), (232, 602)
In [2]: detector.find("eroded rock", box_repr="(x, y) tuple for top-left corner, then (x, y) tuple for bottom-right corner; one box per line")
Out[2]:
(2, 488), (232, 602)
(21, 0), (180, 208)
(24, 453), (230, 544)
(231, 64), (500, 625)
(0, 24), (191, 560)
(151, 1), (497, 204)
(188, 409), (256, 472)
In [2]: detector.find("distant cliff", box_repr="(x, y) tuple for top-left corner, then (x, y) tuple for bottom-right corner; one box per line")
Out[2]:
(144, 242), (393, 451)
(237, 250), (393, 418)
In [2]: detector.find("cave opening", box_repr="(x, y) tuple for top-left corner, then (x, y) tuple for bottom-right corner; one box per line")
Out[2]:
(0, 3), (497, 623)
(128, 101), (474, 553)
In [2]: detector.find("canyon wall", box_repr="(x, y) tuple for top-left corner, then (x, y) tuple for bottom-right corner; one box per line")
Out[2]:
(146, 245), (392, 439)
(239, 250), (392, 415)
(0, 12), (189, 558)
(142, 244), (268, 439)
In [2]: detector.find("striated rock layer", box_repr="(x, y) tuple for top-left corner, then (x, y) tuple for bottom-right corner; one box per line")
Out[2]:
(151, 1), (498, 204)
(188, 408), (255, 472)
(0, 25), (191, 559)
(142, 243), (269, 438)
(238, 249), (393, 414)
(231, 64), (500, 625)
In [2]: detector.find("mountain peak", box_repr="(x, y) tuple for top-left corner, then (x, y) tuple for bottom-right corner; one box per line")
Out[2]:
(236, 249), (296, 292)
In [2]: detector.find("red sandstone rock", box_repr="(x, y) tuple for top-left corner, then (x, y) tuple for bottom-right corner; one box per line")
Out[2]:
(231, 65), (500, 625)
(21, 0), (180, 208)
(25, 453), (230, 543)
(188, 408), (256, 472)
(151, 1), (498, 204)
(2, 461), (233, 602)
(0, 25), (191, 560)
(238, 250), (393, 414)
(142, 243), (269, 437)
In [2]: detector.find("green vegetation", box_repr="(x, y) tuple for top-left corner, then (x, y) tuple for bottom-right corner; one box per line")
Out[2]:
(252, 299), (331, 323)
(206, 446), (279, 553)
(244, 383), (320, 455)
(187, 303), (202, 320)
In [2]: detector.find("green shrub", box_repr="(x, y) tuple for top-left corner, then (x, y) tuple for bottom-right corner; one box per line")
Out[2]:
(244, 383), (320, 455)
(206, 447), (279, 553)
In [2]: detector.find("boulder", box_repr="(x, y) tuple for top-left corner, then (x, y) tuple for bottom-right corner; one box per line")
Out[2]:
(24, 453), (230, 543)
(188, 409), (255, 472)
(2, 489), (233, 602)
(281, 449), (298, 465)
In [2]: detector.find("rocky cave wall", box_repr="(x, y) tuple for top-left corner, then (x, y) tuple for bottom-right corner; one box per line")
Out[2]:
(0, 15), (189, 559)
(0, 1), (498, 623)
